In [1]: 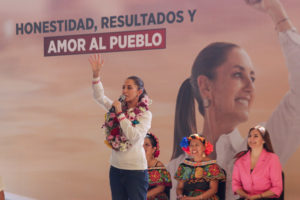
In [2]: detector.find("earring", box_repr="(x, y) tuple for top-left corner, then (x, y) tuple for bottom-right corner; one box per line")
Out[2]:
(203, 98), (211, 108)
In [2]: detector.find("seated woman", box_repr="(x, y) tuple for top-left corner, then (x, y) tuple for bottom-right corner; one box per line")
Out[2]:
(232, 125), (283, 200)
(0, 177), (4, 200)
(144, 132), (172, 200)
(175, 134), (225, 200)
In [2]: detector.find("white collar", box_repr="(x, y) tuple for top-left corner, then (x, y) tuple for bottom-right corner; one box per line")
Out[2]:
(216, 128), (245, 153)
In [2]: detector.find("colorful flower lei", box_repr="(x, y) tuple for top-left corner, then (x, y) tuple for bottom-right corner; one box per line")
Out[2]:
(102, 95), (151, 152)
(180, 133), (213, 156)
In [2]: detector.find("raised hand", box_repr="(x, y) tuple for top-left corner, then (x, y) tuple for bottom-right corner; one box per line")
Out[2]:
(245, 0), (283, 13)
(245, 0), (293, 32)
(89, 54), (104, 78)
(245, 0), (265, 11)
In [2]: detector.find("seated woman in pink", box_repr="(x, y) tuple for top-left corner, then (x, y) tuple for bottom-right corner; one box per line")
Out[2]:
(232, 125), (282, 200)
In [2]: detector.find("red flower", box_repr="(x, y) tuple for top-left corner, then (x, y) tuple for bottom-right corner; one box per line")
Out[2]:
(113, 117), (119, 123)
(154, 150), (160, 158)
(134, 108), (140, 115)
(139, 102), (146, 107)
(208, 164), (220, 176)
(205, 141), (214, 156)
(182, 146), (190, 154)
(110, 127), (120, 136)
(149, 170), (161, 182)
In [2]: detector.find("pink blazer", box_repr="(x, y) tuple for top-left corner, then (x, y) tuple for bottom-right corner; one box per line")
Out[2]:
(232, 149), (282, 197)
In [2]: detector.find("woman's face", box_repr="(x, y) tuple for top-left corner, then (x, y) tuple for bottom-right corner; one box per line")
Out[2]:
(248, 129), (265, 149)
(122, 79), (141, 103)
(143, 138), (156, 157)
(207, 47), (255, 123)
(189, 139), (205, 158)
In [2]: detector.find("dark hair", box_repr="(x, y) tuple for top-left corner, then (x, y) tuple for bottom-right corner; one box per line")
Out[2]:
(146, 133), (158, 147)
(127, 76), (147, 102)
(171, 42), (239, 160)
(146, 132), (160, 158)
(189, 134), (206, 145)
(234, 126), (274, 160)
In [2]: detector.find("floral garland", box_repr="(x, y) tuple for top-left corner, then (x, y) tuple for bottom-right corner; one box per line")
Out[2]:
(102, 95), (151, 152)
(180, 133), (213, 156)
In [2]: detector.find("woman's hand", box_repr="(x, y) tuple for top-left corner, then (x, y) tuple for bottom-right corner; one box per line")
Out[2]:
(246, 194), (260, 200)
(245, 0), (293, 32)
(181, 196), (197, 200)
(244, 0), (278, 13)
(112, 100), (122, 113)
(88, 54), (104, 78)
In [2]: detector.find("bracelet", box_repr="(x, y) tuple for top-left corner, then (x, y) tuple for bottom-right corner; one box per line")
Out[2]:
(118, 117), (126, 121)
(117, 113), (126, 122)
(92, 77), (100, 84)
(92, 80), (100, 84)
(275, 17), (289, 30)
(116, 111), (123, 116)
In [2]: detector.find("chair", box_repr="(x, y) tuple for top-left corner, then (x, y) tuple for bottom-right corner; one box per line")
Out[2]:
(216, 168), (226, 200)
(278, 171), (284, 200)
(263, 171), (285, 200)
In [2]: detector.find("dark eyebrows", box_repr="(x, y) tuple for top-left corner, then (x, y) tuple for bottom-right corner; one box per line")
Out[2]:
(233, 65), (255, 76)
(123, 84), (133, 87)
(122, 84), (134, 89)
(250, 132), (259, 137)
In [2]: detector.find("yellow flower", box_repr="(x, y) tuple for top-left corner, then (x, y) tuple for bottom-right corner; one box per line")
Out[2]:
(195, 167), (203, 179)
(104, 140), (112, 148)
(140, 107), (146, 112)
(105, 113), (109, 121)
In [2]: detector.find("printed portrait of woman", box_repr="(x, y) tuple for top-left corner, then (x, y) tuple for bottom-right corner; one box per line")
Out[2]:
(167, 0), (300, 199)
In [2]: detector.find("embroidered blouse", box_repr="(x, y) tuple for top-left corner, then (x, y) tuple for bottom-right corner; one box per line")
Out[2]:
(174, 159), (225, 199)
(148, 166), (172, 200)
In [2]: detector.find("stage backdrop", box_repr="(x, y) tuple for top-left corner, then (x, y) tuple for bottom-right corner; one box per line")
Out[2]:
(0, 0), (300, 199)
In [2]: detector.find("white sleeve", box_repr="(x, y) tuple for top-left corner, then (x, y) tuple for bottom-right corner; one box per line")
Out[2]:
(166, 154), (187, 200)
(92, 77), (113, 111)
(118, 111), (152, 143)
(266, 29), (300, 165)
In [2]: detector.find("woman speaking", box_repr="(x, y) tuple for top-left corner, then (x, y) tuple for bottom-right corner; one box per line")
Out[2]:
(89, 54), (152, 200)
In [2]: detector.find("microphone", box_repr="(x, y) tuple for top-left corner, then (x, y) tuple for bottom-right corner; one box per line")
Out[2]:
(109, 95), (126, 113)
